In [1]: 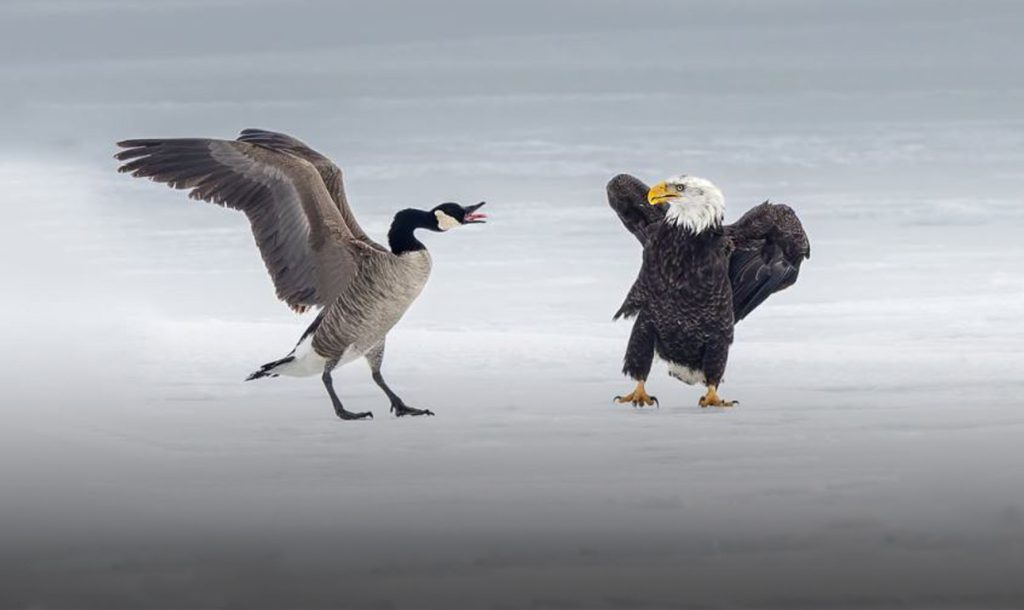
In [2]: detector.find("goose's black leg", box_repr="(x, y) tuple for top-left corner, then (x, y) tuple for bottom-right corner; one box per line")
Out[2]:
(366, 339), (433, 417)
(322, 366), (372, 421)
(373, 372), (434, 417)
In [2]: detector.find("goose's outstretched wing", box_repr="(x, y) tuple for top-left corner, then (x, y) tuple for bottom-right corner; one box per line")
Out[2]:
(606, 173), (666, 244)
(726, 202), (810, 322)
(116, 137), (378, 312)
(236, 128), (386, 251)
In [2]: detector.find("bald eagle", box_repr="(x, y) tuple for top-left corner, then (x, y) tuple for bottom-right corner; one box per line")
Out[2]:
(607, 173), (810, 408)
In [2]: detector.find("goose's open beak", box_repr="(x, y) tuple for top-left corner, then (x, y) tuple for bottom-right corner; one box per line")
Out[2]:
(463, 201), (487, 224)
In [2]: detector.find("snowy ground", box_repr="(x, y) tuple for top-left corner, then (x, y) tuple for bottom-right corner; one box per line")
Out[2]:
(2, 1), (1024, 608)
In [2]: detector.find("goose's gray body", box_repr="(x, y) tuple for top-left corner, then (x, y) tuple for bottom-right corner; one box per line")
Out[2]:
(314, 249), (431, 364)
(116, 128), (481, 419)
(260, 248), (431, 380)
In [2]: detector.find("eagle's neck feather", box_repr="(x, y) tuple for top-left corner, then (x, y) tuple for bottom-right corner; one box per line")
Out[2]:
(664, 200), (724, 234)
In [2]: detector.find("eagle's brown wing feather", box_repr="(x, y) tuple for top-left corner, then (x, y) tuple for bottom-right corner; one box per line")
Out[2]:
(726, 202), (810, 321)
(606, 173), (666, 245)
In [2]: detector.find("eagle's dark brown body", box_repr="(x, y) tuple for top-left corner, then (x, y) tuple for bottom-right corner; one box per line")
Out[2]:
(607, 173), (810, 399)
(622, 224), (735, 387)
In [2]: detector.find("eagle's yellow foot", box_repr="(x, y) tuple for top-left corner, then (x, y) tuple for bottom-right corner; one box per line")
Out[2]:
(614, 381), (659, 407)
(699, 386), (738, 408)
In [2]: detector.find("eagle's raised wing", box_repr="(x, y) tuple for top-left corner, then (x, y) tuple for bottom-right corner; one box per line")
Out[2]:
(726, 202), (810, 322)
(236, 128), (387, 252)
(116, 137), (381, 313)
(606, 173), (666, 244)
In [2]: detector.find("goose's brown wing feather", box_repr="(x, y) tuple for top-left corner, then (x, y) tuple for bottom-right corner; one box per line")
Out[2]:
(116, 137), (370, 312)
(236, 128), (387, 252)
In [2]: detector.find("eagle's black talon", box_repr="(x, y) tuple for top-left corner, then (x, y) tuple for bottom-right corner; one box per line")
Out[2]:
(614, 383), (657, 407)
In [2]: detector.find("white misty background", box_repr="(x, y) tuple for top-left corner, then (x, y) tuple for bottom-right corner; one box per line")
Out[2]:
(0, 1), (1022, 608)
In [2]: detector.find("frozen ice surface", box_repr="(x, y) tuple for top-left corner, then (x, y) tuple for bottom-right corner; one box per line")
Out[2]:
(2, 160), (1022, 608)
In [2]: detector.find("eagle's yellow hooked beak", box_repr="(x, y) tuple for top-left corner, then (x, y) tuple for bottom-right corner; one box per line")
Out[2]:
(647, 181), (679, 205)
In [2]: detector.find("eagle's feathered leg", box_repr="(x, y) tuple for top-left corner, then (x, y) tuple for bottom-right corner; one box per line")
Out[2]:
(615, 314), (659, 407)
(698, 342), (737, 407)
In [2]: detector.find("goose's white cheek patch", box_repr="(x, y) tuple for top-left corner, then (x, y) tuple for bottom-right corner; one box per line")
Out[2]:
(435, 210), (460, 231)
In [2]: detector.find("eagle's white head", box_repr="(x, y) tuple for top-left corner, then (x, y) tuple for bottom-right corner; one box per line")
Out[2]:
(647, 174), (725, 234)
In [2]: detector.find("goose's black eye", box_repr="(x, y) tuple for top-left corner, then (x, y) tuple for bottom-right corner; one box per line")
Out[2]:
(676, 184), (685, 192)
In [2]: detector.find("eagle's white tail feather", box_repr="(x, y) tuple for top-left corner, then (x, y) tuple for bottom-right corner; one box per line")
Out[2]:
(667, 362), (707, 386)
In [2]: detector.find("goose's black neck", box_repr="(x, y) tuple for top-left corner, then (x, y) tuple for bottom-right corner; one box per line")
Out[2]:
(388, 208), (436, 255)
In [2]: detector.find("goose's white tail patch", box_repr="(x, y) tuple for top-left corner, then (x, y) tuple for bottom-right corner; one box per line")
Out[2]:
(667, 362), (706, 386)
(270, 334), (329, 378)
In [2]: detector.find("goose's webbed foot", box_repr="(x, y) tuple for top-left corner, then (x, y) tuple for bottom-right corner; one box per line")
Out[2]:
(391, 402), (435, 417)
(336, 408), (374, 420)
(614, 381), (659, 407)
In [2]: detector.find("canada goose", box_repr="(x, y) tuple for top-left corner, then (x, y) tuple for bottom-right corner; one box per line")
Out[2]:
(116, 128), (487, 420)
(606, 173), (809, 408)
